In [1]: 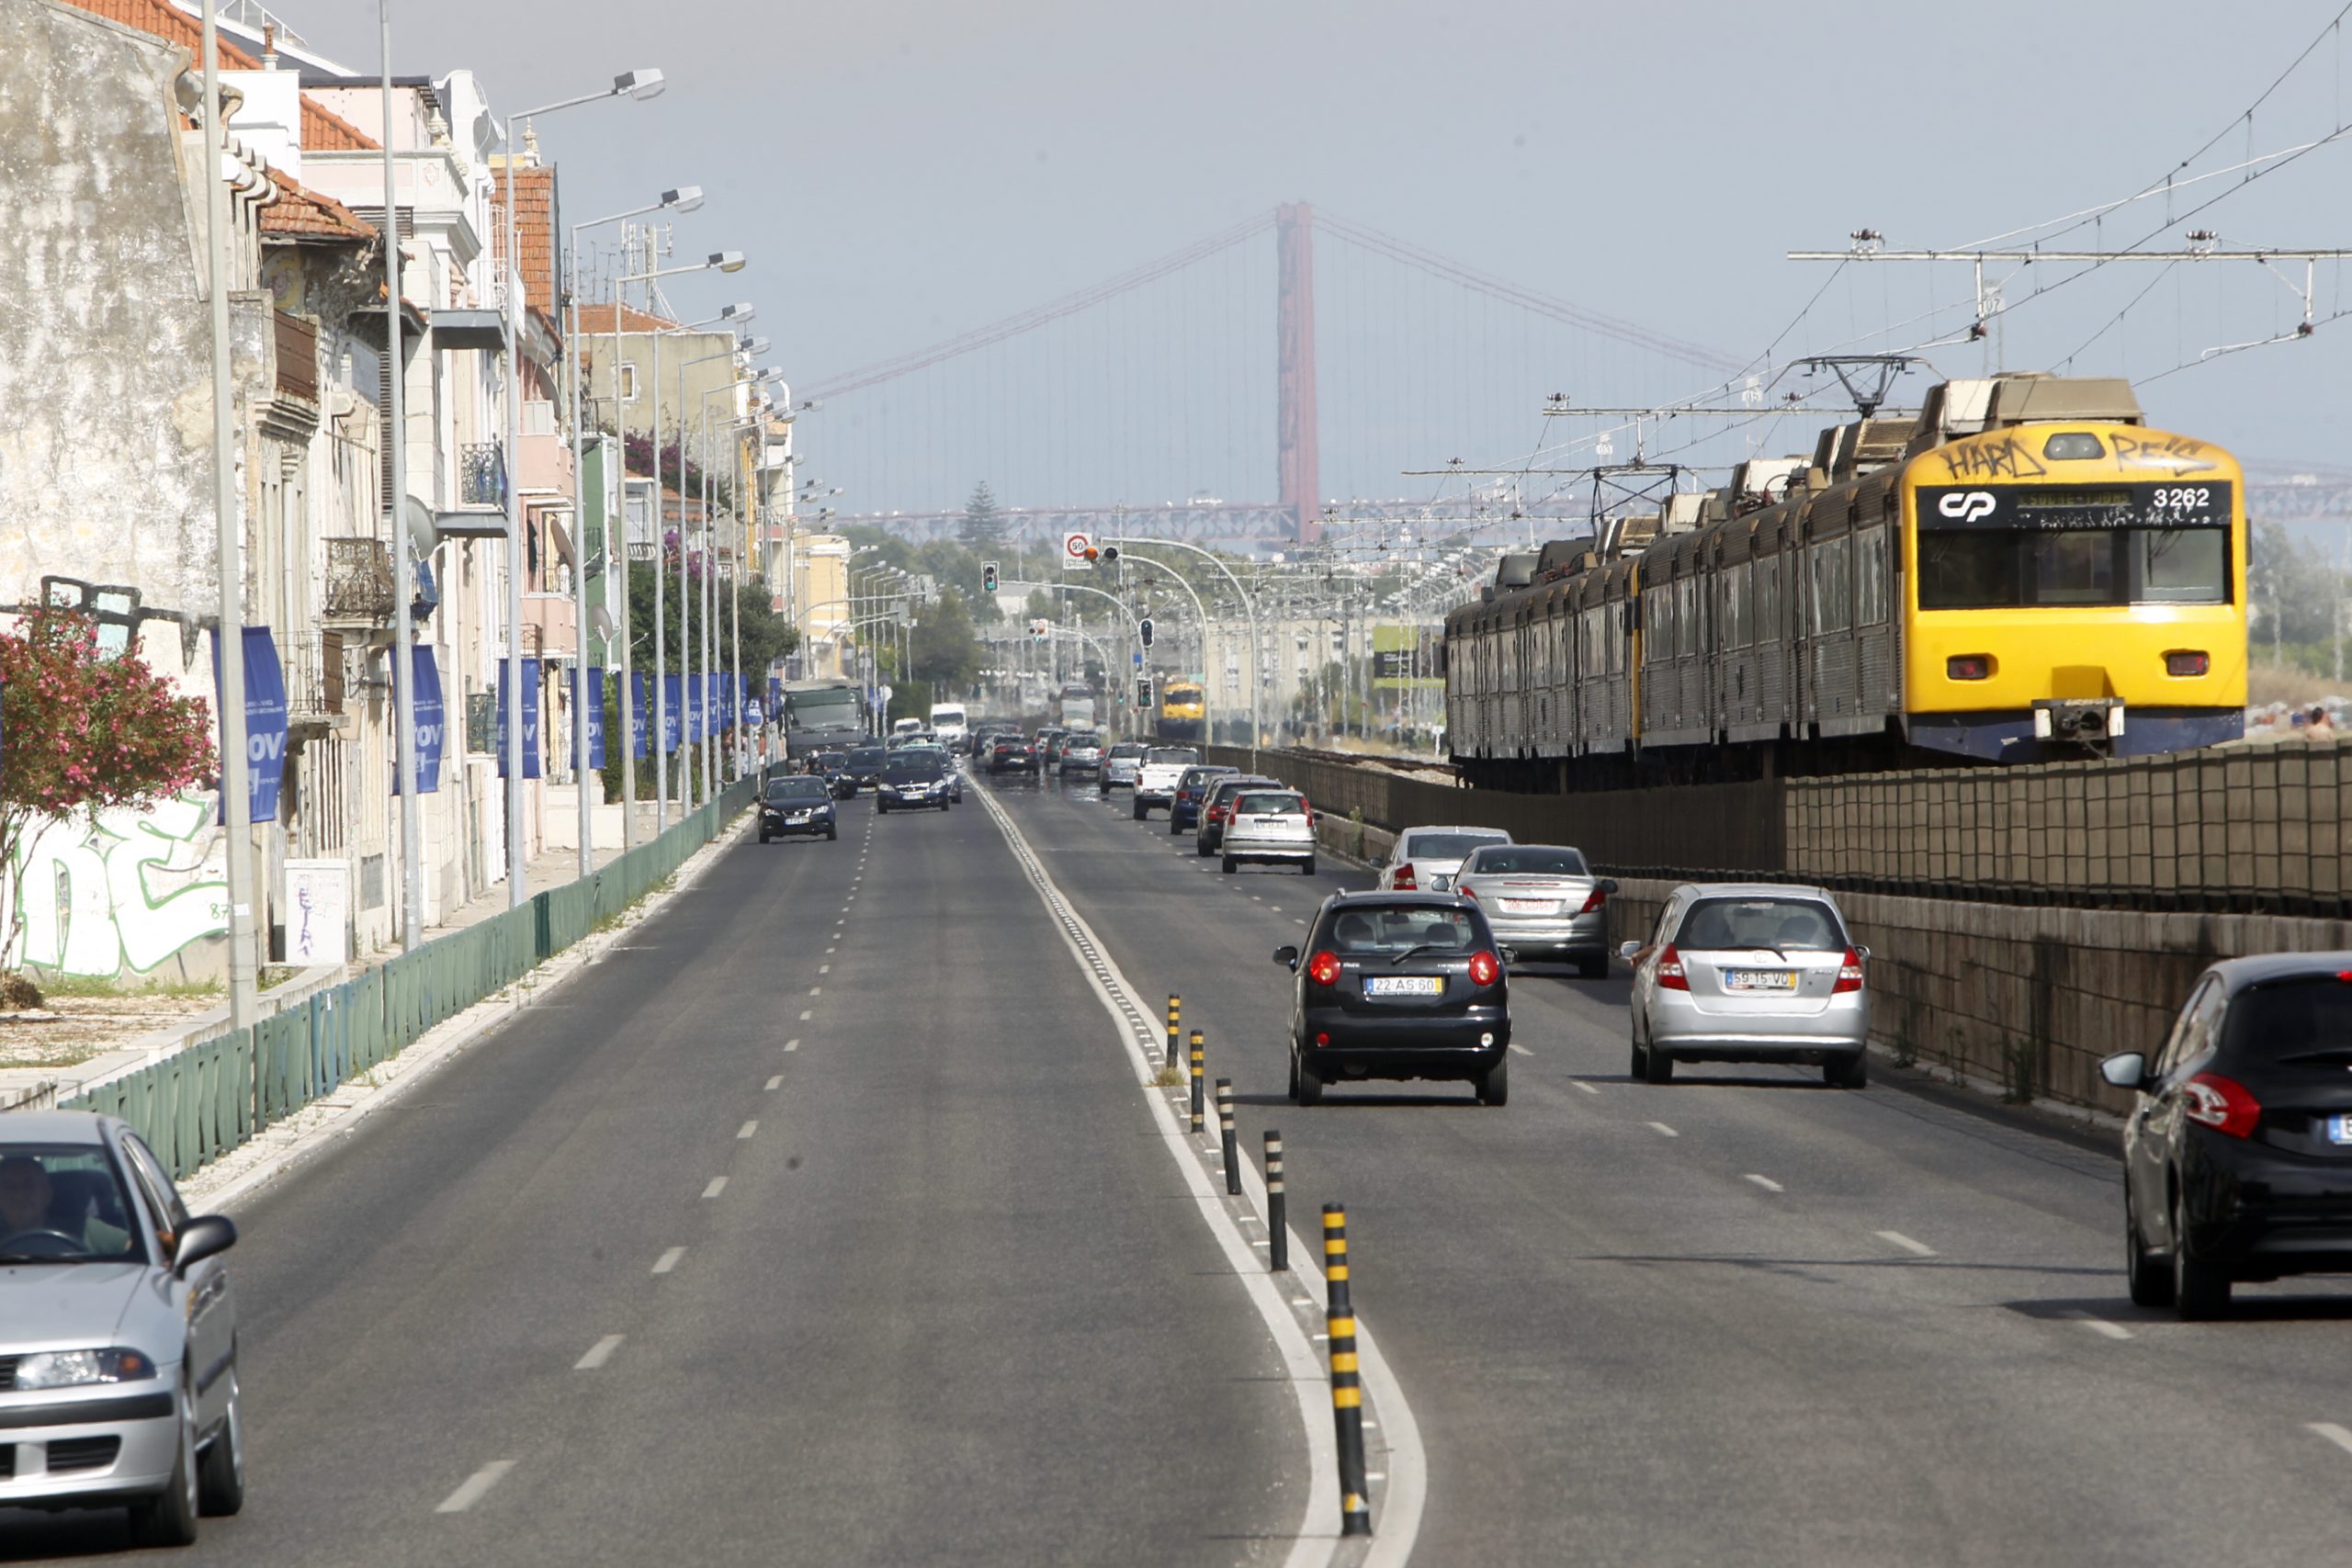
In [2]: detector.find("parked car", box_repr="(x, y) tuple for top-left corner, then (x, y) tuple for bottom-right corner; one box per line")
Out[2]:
(1169, 764), (1240, 835)
(1059, 733), (1104, 775)
(1378, 825), (1513, 892)
(841, 745), (888, 795)
(989, 734), (1039, 774)
(1132, 746), (1203, 819)
(876, 754), (953, 813)
(1274, 894), (1510, 1106)
(759, 775), (839, 841)
(0, 1112), (243, 1545)
(1453, 843), (1616, 978)
(1621, 884), (1869, 1088)
(1194, 774), (1282, 855)
(1102, 741), (1148, 793)
(2102, 953), (2352, 1318)
(1222, 788), (1317, 875)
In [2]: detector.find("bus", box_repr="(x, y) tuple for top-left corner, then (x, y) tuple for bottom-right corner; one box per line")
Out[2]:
(782, 679), (868, 760)
(1157, 679), (1205, 742)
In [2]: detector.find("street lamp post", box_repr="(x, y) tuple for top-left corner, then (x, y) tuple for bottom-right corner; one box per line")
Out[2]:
(1105, 536), (1261, 764)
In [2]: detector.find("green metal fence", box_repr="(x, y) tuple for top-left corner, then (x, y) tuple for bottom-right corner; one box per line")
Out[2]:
(58, 779), (757, 1179)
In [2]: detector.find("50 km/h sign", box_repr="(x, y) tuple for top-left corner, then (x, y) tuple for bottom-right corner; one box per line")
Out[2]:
(1062, 531), (1093, 570)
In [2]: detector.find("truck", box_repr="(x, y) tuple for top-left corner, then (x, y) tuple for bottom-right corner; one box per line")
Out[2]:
(782, 679), (868, 761)
(928, 702), (969, 748)
(1056, 683), (1097, 730)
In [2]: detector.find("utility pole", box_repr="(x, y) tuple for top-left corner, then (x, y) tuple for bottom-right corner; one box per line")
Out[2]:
(379, 0), (422, 949)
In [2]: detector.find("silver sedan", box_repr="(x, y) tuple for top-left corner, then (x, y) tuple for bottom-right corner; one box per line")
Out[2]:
(0, 1112), (243, 1545)
(1453, 843), (1616, 978)
(1622, 884), (1870, 1088)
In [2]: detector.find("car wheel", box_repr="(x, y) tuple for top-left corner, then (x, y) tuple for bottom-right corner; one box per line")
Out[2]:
(758, 831), (771, 843)
(197, 1368), (246, 1517)
(2125, 1190), (2176, 1308)
(1300, 858), (1316, 876)
(1295, 1055), (1323, 1106)
(1170, 817), (1184, 834)
(1133, 800), (1148, 821)
(878, 802), (890, 815)
(1824, 1051), (1868, 1089)
(1643, 1043), (1675, 1084)
(127, 1385), (200, 1547)
(1476, 1053), (1510, 1107)
(1221, 854), (1238, 874)
(1577, 953), (1607, 980)
(826, 828), (838, 841)
(1629, 1032), (1647, 1078)
(2172, 1187), (2232, 1320)
(1196, 840), (1213, 857)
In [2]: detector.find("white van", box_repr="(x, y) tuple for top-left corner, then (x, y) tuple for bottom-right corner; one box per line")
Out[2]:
(928, 704), (968, 746)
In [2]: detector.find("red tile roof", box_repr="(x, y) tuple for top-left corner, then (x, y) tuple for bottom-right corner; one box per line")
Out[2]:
(55, 0), (380, 152)
(301, 95), (379, 152)
(260, 170), (374, 243)
(574, 301), (682, 335)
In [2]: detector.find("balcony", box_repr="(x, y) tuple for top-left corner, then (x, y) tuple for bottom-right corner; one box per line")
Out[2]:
(282, 631), (349, 733)
(522, 592), (578, 660)
(322, 537), (394, 626)
(440, 443), (509, 537)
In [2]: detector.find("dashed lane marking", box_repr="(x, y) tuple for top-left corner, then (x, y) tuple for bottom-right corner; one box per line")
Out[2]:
(738, 1120), (759, 1140)
(1646, 1121), (1679, 1138)
(1570, 1081), (1601, 1096)
(1876, 1230), (1937, 1258)
(764, 1076), (783, 1091)
(2308, 1423), (2352, 1457)
(820, 964), (831, 974)
(785, 1040), (800, 1052)
(702, 1178), (727, 1199)
(1508, 1043), (1532, 1057)
(2065, 1311), (2133, 1341)
(808, 987), (822, 997)
(435, 1461), (515, 1514)
(798, 1010), (813, 1021)
(1744, 1174), (1784, 1193)
(651, 1247), (685, 1275)
(574, 1335), (624, 1371)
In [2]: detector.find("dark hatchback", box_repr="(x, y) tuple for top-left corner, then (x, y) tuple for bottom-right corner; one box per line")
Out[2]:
(1274, 893), (1511, 1107)
(760, 776), (838, 842)
(876, 758), (952, 813)
(2105, 953), (2352, 1318)
(1169, 764), (1240, 835)
(989, 735), (1039, 774)
(839, 746), (888, 796)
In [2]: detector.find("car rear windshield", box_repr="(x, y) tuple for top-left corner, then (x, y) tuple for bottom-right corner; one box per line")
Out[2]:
(1321, 906), (1484, 955)
(2223, 978), (2352, 1060)
(848, 748), (886, 769)
(1404, 831), (1507, 862)
(1147, 748), (1200, 765)
(766, 779), (829, 802)
(0, 1145), (142, 1263)
(1466, 846), (1588, 875)
(1676, 897), (1846, 953)
(1235, 792), (1306, 815)
(1109, 743), (1146, 758)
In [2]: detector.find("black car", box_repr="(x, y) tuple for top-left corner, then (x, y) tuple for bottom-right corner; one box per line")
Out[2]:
(840, 745), (888, 795)
(876, 757), (952, 813)
(989, 735), (1039, 774)
(1273, 893), (1511, 1108)
(759, 776), (838, 842)
(1169, 764), (1241, 836)
(2105, 953), (2352, 1318)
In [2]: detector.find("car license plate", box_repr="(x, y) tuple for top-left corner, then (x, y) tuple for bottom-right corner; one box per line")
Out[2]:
(1498, 898), (1556, 915)
(1725, 970), (1799, 992)
(1363, 976), (1443, 998)
(2329, 1115), (2352, 1145)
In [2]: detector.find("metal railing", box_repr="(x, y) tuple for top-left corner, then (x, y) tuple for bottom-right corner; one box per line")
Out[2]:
(280, 631), (346, 722)
(322, 537), (394, 623)
(459, 441), (506, 509)
(55, 779), (759, 1178)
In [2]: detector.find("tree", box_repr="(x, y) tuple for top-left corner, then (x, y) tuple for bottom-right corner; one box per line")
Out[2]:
(598, 569), (800, 803)
(958, 480), (1005, 551)
(0, 609), (217, 990)
(910, 589), (984, 695)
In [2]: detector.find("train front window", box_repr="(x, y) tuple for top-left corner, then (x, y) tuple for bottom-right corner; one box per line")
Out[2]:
(1918, 526), (2228, 609)
(2030, 532), (2115, 604)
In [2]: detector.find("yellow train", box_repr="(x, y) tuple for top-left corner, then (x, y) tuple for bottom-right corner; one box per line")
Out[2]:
(1445, 374), (2246, 786)
(1157, 678), (1206, 742)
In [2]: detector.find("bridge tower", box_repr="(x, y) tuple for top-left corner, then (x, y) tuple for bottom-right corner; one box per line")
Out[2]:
(1276, 202), (1321, 546)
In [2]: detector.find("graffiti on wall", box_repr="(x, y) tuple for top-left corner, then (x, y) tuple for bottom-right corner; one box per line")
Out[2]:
(8, 792), (228, 978)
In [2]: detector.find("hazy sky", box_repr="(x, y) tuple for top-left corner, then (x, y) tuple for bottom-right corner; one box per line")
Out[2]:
(301, 1), (2352, 518)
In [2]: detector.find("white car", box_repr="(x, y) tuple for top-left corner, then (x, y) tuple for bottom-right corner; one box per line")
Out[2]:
(1131, 746), (1202, 820)
(1101, 741), (1148, 792)
(1622, 883), (1870, 1088)
(1220, 788), (1317, 875)
(1378, 825), (1512, 893)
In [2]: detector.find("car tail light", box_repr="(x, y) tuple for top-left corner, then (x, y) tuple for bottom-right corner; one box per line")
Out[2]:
(1657, 943), (1688, 990)
(2165, 650), (2210, 677)
(1393, 863), (1417, 890)
(1306, 951), (1342, 987)
(1577, 886), (1607, 914)
(2183, 1072), (2261, 1138)
(1467, 950), (1500, 987)
(1833, 948), (1864, 992)
(1946, 654), (1992, 681)
(1459, 885), (1478, 900)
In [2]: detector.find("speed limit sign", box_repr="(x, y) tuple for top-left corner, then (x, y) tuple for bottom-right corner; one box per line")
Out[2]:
(1062, 531), (1093, 571)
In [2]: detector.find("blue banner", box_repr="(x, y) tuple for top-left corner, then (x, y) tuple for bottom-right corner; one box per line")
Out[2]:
(211, 626), (288, 824)
(767, 678), (782, 721)
(662, 674), (682, 752)
(585, 665), (606, 771)
(687, 673), (705, 744)
(496, 656), (541, 778)
(392, 644), (443, 795)
(630, 671), (649, 759)
(718, 674), (731, 733)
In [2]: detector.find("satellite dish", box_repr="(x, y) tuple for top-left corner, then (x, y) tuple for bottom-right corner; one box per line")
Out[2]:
(402, 498), (438, 560)
(591, 605), (617, 639)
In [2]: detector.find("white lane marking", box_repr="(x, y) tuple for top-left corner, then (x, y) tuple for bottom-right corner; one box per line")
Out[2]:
(1508, 1043), (1533, 1057)
(820, 964), (831, 975)
(764, 1076), (783, 1091)
(2308, 1422), (2352, 1457)
(737, 1120), (759, 1140)
(574, 1335), (624, 1371)
(1270, 906), (1282, 912)
(785, 1040), (800, 1053)
(2065, 1311), (2133, 1341)
(1744, 1174), (1784, 1193)
(435, 1460), (515, 1514)
(798, 1010), (813, 1021)
(808, 986), (822, 997)
(1646, 1121), (1679, 1138)
(826, 947), (837, 954)
(1569, 1081), (1600, 1096)
(1295, 919), (1307, 927)
(1876, 1230), (1937, 1257)
(651, 1247), (685, 1275)
(702, 1178), (727, 1199)
(1252, 896), (1263, 902)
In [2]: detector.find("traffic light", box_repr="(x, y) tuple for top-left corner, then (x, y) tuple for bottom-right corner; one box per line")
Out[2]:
(1029, 618), (1047, 643)
(1138, 615), (1155, 649)
(1101, 546), (1121, 565)
(982, 561), (999, 594)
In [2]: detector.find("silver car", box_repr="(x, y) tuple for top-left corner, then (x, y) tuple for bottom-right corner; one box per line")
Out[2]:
(1059, 734), (1104, 775)
(1622, 884), (1870, 1088)
(1453, 843), (1617, 978)
(1221, 788), (1317, 874)
(1377, 825), (1512, 894)
(0, 1112), (243, 1544)
(1101, 741), (1147, 793)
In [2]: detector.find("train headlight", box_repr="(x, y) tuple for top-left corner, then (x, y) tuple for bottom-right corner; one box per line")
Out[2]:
(1946, 655), (1992, 682)
(2164, 650), (2211, 677)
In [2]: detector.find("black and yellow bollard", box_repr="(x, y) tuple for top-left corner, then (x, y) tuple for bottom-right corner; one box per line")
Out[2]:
(1324, 1204), (1373, 1538)
(1166, 994), (1182, 1073)
(1216, 1078), (1239, 1194)
(1189, 1031), (1206, 1134)
(1264, 1132), (1287, 1272)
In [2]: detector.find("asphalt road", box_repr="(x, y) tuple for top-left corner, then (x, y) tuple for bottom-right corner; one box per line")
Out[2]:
(0, 792), (1304, 1565)
(996, 765), (2352, 1568)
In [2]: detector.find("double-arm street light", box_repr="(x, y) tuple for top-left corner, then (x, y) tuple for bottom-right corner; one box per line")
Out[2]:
(1104, 536), (1261, 764)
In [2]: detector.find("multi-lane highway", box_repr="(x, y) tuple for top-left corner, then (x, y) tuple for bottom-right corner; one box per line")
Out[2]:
(11, 764), (2352, 1566)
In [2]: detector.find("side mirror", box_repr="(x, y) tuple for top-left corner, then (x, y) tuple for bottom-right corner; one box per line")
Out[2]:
(173, 1214), (237, 1275)
(1597, 877), (1620, 896)
(1617, 941), (1642, 960)
(2098, 1053), (2149, 1093)
(1855, 944), (1871, 961)
(1498, 946), (1519, 966)
(1273, 945), (1299, 968)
